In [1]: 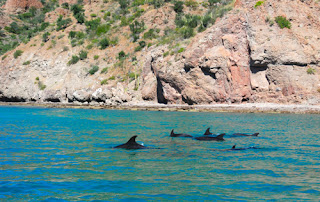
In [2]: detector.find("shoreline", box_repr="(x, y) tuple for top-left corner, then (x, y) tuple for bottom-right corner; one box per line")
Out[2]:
(1, 101), (320, 114)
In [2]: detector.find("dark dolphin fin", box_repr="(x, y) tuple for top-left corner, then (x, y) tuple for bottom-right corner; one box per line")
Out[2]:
(126, 135), (138, 144)
(170, 129), (174, 136)
(204, 127), (212, 135)
(232, 145), (236, 149)
(252, 133), (259, 136)
(216, 133), (225, 140)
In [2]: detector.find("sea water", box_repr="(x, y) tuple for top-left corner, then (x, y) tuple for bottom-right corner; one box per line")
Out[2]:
(0, 106), (319, 201)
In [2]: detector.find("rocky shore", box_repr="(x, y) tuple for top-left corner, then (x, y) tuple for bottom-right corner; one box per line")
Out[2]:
(1, 101), (320, 114)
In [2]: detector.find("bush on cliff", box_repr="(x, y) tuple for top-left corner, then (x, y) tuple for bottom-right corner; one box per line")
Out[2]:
(68, 55), (79, 65)
(14, 50), (23, 59)
(89, 65), (99, 75)
(56, 15), (72, 31)
(275, 16), (291, 29)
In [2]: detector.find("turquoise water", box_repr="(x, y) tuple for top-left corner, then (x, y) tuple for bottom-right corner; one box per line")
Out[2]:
(0, 106), (320, 201)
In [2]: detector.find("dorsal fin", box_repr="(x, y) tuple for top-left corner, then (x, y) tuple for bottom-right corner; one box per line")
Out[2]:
(252, 133), (259, 136)
(126, 135), (137, 144)
(204, 127), (212, 135)
(232, 145), (236, 149)
(171, 129), (174, 136)
(216, 133), (225, 140)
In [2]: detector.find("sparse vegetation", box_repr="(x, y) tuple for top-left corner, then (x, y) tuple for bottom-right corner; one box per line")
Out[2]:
(23, 61), (31, 65)
(254, 1), (264, 8)
(79, 50), (88, 60)
(101, 67), (109, 74)
(100, 79), (108, 85)
(275, 16), (291, 29)
(266, 17), (275, 26)
(94, 55), (99, 60)
(35, 77), (46, 90)
(307, 68), (316, 75)
(14, 50), (23, 59)
(89, 65), (99, 75)
(68, 55), (80, 65)
(42, 32), (50, 42)
(98, 38), (110, 49)
(56, 15), (72, 31)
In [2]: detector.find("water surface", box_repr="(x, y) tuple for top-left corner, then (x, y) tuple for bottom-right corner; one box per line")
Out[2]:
(0, 106), (319, 201)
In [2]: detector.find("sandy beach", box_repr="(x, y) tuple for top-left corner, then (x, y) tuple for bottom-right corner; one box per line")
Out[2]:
(1, 101), (320, 114)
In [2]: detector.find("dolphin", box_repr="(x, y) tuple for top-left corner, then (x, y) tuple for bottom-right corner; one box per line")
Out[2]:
(232, 133), (259, 137)
(212, 145), (248, 151)
(113, 135), (150, 149)
(204, 127), (213, 135)
(195, 133), (225, 141)
(170, 129), (193, 137)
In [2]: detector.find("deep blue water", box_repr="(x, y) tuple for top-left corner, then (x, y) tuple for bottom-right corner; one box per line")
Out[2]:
(0, 106), (320, 201)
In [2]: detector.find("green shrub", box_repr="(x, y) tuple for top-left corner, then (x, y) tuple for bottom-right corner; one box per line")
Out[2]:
(275, 16), (291, 29)
(143, 29), (157, 39)
(85, 18), (101, 32)
(35, 77), (39, 81)
(173, 1), (184, 13)
(101, 79), (108, 85)
(96, 24), (110, 35)
(71, 4), (85, 24)
(208, 0), (219, 7)
(135, 40), (146, 52)
(90, 13), (97, 17)
(135, 46), (142, 52)
(56, 15), (72, 31)
(23, 61), (31, 65)
(86, 44), (94, 49)
(180, 27), (194, 39)
(89, 65), (99, 75)
(94, 55), (99, 60)
(186, 15), (200, 28)
(163, 51), (169, 57)
(118, 0), (129, 10)
(38, 81), (46, 90)
(118, 51), (126, 59)
(63, 46), (69, 51)
(101, 67), (109, 74)
(177, 47), (185, 53)
(61, 2), (69, 9)
(150, 0), (164, 8)
(68, 31), (76, 38)
(185, 0), (198, 8)
(2, 55), (7, 60)
(132, 0), (145, 6)
(129, 20), (145, 41)
(14, 50), (23, 59)
(42, 32), (50, 42)
(254, 1), (264, 8)
(68, 55), (79, 65)
(108, 76), (115, 80)
(98, 38), (109, 49)
(79, 50), (88, 60)
(307, 68), (316, 75)
(40, 22), (50, 31)
(120, 16), (128, 26)
(175, 14), (185, 28)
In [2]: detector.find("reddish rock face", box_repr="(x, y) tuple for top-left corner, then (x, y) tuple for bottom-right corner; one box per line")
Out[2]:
(142, 13), (254, 104)
(4, 0), (43, 13)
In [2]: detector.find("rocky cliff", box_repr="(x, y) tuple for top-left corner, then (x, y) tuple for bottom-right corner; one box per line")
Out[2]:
(0, 0), (319, 106)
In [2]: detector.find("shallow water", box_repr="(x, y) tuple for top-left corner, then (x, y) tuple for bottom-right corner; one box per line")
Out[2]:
(0, 106), (320, 201)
